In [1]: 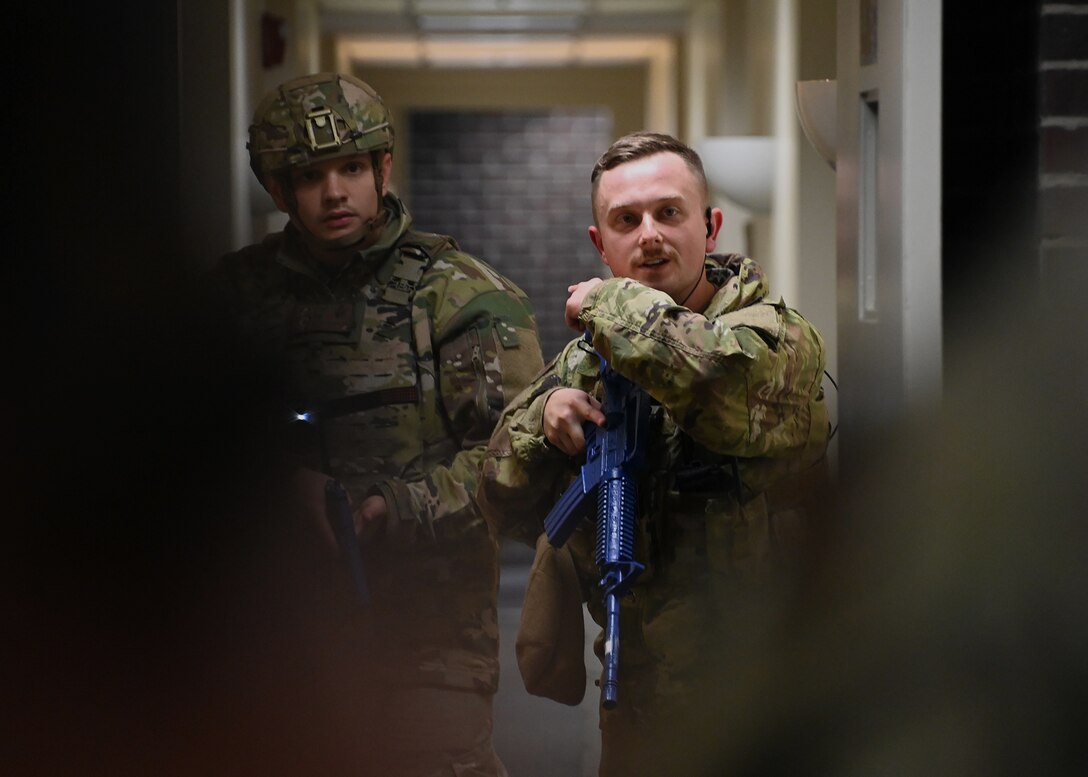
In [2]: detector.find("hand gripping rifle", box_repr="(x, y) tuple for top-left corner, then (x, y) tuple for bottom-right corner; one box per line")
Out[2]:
(543, 351), (651, 708)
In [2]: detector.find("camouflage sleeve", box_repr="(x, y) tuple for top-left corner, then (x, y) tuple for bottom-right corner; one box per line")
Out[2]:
(374, 254), (546, 544)
(477, 350), (581, 547)
(577, 277), (826, 459)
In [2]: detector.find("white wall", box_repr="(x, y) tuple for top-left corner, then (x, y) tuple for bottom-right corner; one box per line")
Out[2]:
(797, 0), (839, 454)
(835, 0), (943, 458)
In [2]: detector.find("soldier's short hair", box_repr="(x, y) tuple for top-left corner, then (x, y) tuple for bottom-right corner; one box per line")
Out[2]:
(590, 132), (709, 222)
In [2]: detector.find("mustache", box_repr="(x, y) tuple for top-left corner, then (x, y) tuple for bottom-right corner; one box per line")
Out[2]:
(638, 247), (674, 263)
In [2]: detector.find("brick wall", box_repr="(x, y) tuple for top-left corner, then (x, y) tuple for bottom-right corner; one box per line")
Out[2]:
(408, 109), (613, 359)
(1039, 2), (1088, 303)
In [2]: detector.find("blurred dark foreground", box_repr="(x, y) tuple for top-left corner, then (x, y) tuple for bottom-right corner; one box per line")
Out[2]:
(670, 296), (1088, 776)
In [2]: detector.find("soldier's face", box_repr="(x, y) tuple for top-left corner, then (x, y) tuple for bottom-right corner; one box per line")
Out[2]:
(270, 152), (392, 247)
(588, 152), (721, 310)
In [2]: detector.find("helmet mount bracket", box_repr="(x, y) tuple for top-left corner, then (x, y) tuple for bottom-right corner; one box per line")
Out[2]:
(304, 108), (348, 152)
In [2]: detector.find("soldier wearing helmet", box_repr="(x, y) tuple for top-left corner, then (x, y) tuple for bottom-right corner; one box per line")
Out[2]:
(248, 73), (396, 255)
(211, 73), (544, 776)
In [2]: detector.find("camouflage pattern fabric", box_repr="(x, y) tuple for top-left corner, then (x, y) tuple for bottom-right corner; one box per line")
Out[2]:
(479, 253), (828, 776)
(213, 193), (544, 699)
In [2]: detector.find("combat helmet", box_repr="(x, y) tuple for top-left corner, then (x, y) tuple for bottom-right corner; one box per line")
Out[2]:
(248, 72), (394, 189)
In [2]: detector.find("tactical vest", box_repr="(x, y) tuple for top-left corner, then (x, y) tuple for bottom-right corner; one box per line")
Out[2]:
(285, 234), (452, 491)
(280, 231), (502, 693)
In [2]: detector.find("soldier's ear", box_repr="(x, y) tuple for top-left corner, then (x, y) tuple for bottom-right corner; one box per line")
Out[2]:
(704, 207), (724, 248)
(588, 225), (608, 264)
(379, 152), (393, 195)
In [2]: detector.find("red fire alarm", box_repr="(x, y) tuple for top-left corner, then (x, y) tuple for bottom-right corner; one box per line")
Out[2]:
(261, 12), (286, 69)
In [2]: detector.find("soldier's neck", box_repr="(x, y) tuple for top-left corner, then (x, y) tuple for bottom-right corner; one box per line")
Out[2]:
(306, 242), (359, 275)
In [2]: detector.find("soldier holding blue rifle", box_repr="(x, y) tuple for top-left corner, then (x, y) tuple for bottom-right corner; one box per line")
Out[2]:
(480, 132), (830, 776)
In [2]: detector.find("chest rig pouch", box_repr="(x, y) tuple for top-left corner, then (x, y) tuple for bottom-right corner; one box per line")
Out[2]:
(641, 427), (773, 589)
(285, 239), (442, 491)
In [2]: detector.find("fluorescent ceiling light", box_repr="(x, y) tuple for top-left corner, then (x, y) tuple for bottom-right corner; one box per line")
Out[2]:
(417, 14), (582, 32)
(338, 34), (672, 68)
(412, 0), (589, 12)
(594, 0), (690, 10)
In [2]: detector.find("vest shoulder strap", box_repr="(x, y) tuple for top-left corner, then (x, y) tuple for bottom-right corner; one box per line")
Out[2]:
(381, 232), (457, 306)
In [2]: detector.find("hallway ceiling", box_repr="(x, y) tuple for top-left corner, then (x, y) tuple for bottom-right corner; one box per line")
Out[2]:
(319, 0), (697, 36)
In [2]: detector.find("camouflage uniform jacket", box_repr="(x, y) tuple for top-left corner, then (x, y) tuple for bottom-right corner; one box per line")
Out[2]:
(480, 253), (828, 699)
(214, 194), (544, 694)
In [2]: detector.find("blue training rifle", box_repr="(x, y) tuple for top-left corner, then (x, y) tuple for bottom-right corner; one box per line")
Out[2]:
(543, 350), (651, 708)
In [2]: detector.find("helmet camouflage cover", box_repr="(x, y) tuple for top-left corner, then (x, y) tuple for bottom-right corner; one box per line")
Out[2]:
(248, 72), (394, 183)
